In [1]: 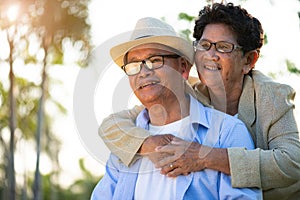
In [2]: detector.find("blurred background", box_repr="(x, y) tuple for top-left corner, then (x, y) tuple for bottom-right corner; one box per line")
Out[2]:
(0, 0), (299, 199)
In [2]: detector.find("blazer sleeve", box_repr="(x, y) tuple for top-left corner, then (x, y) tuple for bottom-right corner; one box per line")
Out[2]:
(228, 76), (300, 190)
(98, 105), (150, 166)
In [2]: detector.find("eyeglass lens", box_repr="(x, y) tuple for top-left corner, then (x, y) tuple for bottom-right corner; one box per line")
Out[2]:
(123, 55), (179, 76)
(195, 39), (238, 53)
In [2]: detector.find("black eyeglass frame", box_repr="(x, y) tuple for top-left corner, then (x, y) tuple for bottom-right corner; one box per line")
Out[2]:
(193, 39), (242, 53)
(121, 54), (180, 76)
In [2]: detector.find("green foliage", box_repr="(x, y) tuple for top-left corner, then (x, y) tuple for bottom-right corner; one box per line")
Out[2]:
(264, 33), (268, 45)
(177, 13), (195, 42)
(286, 59), (300, 74)
(180, 29), (193, 42)
(0, 82), (9, 129)
(49, 45), (64, 65)
(68, 159), (102, 200)
(178, 12), (195, 22)
(21, 159), (102, 200)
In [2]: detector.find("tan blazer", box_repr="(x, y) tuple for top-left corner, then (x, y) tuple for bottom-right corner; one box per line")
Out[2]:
(99, 70), (300, 199)
(227, 71), (300, 199)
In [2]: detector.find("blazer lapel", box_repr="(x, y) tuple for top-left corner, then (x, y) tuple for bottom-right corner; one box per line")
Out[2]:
(238, 75), (256, 142)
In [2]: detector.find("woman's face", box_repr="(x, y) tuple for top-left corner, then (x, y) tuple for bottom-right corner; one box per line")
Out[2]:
(194, 23), (250, 91)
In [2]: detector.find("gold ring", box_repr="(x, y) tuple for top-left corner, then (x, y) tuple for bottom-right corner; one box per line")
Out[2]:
(169, 164), (173, 168)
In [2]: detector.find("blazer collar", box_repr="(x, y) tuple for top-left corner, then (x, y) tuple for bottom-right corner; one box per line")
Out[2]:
(193, 75), (256, 127)
(238, 75), (256, 127)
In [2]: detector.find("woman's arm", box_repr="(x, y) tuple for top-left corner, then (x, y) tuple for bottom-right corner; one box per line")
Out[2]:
(227, 74), (300, 190)
(98, 105), (148, 166)
(229, 107), (300, 189)
(99, 105), (175, 166)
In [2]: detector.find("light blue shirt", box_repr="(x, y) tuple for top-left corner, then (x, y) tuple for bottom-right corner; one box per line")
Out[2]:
(91, 95), (262, 200)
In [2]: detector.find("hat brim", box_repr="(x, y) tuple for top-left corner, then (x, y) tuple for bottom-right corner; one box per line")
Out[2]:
(110, 35), (194, 67)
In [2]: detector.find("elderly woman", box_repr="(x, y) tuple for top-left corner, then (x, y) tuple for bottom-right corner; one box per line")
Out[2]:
(99, 3), (300, 199)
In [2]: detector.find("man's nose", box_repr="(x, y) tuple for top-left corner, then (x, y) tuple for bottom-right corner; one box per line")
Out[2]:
(139, 63), (153, 77)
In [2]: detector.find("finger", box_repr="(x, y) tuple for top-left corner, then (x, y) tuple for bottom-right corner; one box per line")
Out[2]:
(164, 134), (175, 142)
(171, 138), (192, 147)
(166, 167), (186, 178)
(170, 137), (185, 144)
(148, 152), (172, 165)
(155, 155), (178, 168)
(155, 144), (177, 153)
(155, 145), (163, 151)
(160, 163), (175, 175)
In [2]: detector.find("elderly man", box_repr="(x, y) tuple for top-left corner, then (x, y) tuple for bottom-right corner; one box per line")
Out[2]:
(91, 17), (261, 199)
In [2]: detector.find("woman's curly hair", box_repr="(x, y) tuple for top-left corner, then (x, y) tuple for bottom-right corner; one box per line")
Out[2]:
(193, 3), (264, 54)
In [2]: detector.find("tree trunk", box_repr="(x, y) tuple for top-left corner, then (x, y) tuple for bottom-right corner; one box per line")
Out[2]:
(33, 39), (49, 200)
(8, 32), (16, 200)
(33, 63), (46, 200)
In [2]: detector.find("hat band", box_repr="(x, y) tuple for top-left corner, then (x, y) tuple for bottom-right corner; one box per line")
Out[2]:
(134, 35), (153, 40)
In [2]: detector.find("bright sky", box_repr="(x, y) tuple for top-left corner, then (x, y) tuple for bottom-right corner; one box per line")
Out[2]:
(9, 0), (300, 188)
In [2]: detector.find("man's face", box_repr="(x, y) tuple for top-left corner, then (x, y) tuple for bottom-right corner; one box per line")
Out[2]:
(125, 43), (188, 107)
(194, 24), (249, 91)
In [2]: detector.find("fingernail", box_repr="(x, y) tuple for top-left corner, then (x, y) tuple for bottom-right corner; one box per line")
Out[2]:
(155, 146), (162, 151)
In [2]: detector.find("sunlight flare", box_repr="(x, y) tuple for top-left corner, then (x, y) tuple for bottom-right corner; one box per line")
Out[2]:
(7, 4), (19, 22)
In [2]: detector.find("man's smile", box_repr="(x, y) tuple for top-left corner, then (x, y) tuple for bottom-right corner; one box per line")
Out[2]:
(137, 81), (160, 90)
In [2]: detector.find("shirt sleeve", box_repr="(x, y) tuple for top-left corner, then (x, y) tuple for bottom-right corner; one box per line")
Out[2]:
(218, 118), (262, 199)
(98, 105), (151, 166)
(219, 172), (263, 200)
(221, 119), (258, 183)
(90, 155), (119, 200)
(220, 119), (255, 150)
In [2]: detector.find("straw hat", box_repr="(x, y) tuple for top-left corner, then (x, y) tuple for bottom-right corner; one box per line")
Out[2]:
(110, 17), (194, 67)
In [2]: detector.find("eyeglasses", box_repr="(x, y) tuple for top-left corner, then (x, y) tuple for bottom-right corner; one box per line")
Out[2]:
(122, 54), (180, 76)
(193, 39), (242, 53)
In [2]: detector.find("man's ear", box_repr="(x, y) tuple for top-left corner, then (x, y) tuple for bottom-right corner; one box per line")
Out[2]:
(243, 50), (259, 74)
(179, 57), (191, 80)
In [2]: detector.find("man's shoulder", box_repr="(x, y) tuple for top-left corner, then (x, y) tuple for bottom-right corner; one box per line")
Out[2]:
(200, 104), (245, 127)
(108, 153), (141, 171)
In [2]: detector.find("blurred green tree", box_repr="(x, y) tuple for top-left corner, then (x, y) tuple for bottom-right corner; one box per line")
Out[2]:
(0, 0), (91, 199)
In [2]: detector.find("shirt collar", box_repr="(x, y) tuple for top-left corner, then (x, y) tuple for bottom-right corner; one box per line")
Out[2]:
(136, 108), (150, 129)
(135, 94), (210, 130)
(188, 94), (210, 129)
